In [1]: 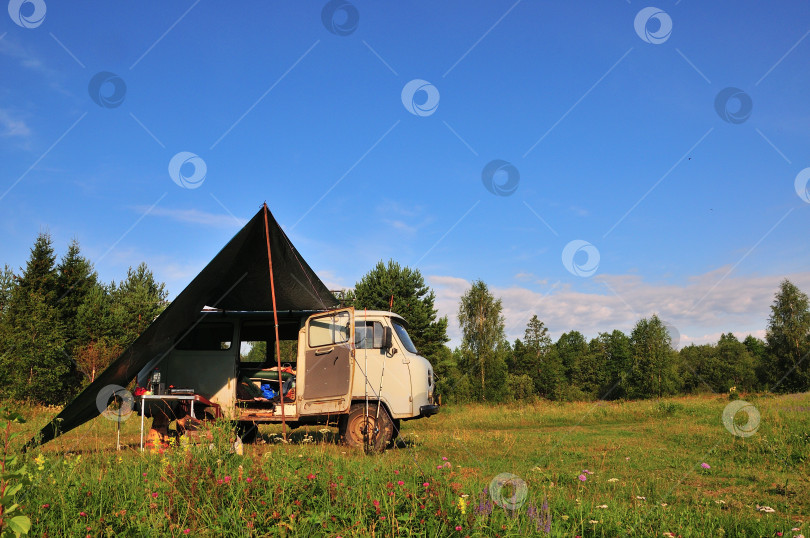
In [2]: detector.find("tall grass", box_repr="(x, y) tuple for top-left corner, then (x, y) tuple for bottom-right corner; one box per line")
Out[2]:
(6, 393), (809, 536)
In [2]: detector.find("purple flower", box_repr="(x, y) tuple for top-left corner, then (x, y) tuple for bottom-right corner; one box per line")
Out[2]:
(578, 474), (587, 482)
(701, 462), (710, 469)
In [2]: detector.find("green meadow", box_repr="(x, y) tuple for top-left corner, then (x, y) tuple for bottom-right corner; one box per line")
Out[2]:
(4, 393), (809, 537)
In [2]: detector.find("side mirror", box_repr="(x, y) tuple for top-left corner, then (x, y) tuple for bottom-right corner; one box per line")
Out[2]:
(381, 326), (393, 349)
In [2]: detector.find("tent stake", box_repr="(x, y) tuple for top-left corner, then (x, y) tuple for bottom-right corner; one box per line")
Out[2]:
(264, 204), (287, 442)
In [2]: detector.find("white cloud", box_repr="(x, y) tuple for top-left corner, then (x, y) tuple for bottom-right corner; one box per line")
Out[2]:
(428, 270), (810, 348)
(138, 206), (245, 229)
(0, 109), (31, 138)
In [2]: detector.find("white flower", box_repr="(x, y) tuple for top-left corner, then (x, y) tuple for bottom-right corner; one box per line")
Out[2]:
(607, 478), (619, 483)
(755, 505), (775, 513)
(596, 504), (608, 509)
(636, 496), (646, 500)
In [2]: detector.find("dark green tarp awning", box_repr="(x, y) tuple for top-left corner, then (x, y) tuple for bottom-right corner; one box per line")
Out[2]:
(28, 204), (337, 448)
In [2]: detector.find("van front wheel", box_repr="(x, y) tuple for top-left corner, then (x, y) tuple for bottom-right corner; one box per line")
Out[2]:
(340, 403), (393, 451)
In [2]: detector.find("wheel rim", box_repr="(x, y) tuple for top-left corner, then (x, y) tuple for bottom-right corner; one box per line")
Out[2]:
(349, 412), (377, 445)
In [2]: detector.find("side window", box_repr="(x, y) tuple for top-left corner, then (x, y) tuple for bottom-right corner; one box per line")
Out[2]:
(309, 311), (351, 348)
(355, 321), (384, 349)
(239, 323), (273, 365)
(176, 323), (233, 350)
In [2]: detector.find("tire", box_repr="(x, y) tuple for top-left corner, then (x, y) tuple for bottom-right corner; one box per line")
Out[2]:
(235, 421), (259, 444)
(340, 403), (394, 451)
(389, 419), (401, 448)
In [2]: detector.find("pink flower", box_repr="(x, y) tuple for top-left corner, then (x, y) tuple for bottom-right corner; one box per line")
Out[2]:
(79, 511), (87, 517)
(578, 474), (587, 482)
(41, 504), (50, 509)
(442, 457), (448, 461)
(397, 480), (404, 486)
(151, 492), (158, 498)
(183, 530), (190, 535)
(217, 479), (223, 485)
(373, 499), (380, 507)
(455, 526), (462, 531)
(246, 478), (253, 483)
(776, 532), (783, 537)
(423, 482), (430, 488)
(224, 475), (232, 483)
(394, 470), (399, 475)
(582, 469), (592, 474)
(142, 472), (147, 476)
(306, 473), (316, 480)
(437, 465), (442, 470)
(701, 463), (710, 469)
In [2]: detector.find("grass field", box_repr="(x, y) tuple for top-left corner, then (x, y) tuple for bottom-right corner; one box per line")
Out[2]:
(4, 393), (809, 536)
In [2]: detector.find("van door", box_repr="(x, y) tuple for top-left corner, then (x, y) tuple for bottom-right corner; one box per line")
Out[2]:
(299, 308), (354, 415)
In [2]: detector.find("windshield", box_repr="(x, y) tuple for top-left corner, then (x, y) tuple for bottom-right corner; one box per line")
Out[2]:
(392, 320), (418, 354)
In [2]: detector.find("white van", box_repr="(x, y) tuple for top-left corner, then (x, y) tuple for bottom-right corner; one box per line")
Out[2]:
(139, 307), (438, 449)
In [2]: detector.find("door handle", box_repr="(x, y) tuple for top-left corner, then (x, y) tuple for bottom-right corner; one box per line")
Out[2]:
(315, 347), (334, 356)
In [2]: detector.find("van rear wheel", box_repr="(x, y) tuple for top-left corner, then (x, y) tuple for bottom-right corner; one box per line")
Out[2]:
(340, 403), (393, 451)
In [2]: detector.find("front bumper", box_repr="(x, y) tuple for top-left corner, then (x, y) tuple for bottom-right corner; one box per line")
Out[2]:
(419, 404), (440, 418)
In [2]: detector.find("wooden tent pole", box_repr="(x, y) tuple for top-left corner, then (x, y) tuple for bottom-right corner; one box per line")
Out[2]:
(263, 203), (286, 441)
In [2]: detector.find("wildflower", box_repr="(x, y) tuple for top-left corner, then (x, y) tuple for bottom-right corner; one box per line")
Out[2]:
(80, 512), (87, 517)
(35, 453), (46, 471)
(596, 504), (608, 509)
(442, 457), (448, 461)
(714, 500), (726, 504)
(589, 520), (599, 524)
(217, 479), (223, 485)
(423, 482), (430, 488)
(457, 497), (467, 514)
(42, 504), (50, 509)
(561, 515), (570, 520)
(142, 472), (147, 476)
(437, 465), (442, 470)
(455, 526), (462, 531)
(152, 492), (158, 498)
(636, 496), (646, 500)
(307, 473), (316, 480)
(444, 462), (452, 469)
(373, 500), (380, 508)
(660, 503), (668, 507)
(625, 457), (630, 461)
(224, 476), (232, 483)
(397, 480), (404, 486)
(578, 474), (587, 482)
(701, 462), (710, 469)
(756, 505), (776, 513)
(183, 530), (190, 535)
(582, 469), (592, 475)
(394, 470), (399, 475)
(607, 478), (619, 482)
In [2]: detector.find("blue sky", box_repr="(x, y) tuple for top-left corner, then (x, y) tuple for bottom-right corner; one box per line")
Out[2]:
(2, 1), (809, 347)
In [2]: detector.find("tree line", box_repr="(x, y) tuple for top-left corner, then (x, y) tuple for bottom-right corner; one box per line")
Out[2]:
(348, 262), (810, 403)
(1, 233), (808, 405)
(0, 233), (167, 403)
